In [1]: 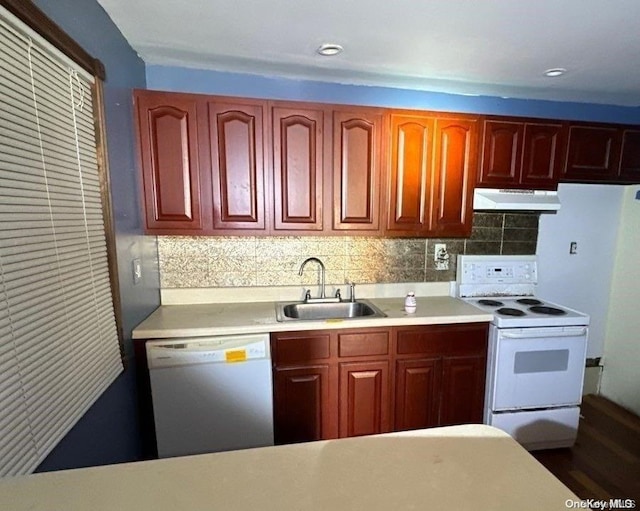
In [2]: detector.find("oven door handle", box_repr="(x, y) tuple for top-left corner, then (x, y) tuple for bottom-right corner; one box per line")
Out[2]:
(500, 327), (587, 339)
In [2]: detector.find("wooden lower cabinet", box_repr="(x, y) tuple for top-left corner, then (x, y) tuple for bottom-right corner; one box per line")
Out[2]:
(273, 365), (332, 444)
(394, 358), (441, 431)
(394, 323), (488, 429)
(271, 322), (488, 444)
(339, 361), (390, 437)
(440, 355), (486, 426)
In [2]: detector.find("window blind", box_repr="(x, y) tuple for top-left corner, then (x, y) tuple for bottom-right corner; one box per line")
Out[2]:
(0, 9), (123, 476)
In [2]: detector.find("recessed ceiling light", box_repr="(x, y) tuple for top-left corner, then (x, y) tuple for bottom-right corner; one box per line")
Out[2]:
(544, 68), (567, 77)
(317, 44), (343, 56)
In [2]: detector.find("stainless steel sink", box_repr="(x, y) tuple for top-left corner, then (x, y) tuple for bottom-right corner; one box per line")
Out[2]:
(275, 299), (386, 322)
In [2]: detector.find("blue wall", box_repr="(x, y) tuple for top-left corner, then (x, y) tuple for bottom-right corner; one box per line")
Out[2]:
(31, 0), (161, 471)
(147, 66), (640, 124)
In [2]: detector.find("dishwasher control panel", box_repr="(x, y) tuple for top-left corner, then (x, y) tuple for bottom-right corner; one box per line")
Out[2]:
(146, 334), (270, 369)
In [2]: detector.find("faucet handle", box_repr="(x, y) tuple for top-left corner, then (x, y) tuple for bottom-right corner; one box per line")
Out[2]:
(335, 289), (342, 301)
(304, 289), (312, 302)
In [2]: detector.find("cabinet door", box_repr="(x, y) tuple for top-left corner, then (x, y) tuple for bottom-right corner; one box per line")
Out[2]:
(439, 355), (486, 426)
(273, 365), (332, 444)
(395, 358), (441, 431)
(520, 123), (565, 190)
(563, 125), (621, 181)
(208, 100), (267, 231)
(332, 110), (384, 232)
(386, 114), (434, 233)
(619, 129), (640, 182)
(272, 106), (324, 231)
(339, 361), (390, 437)
(478, 120), (523, 187)
(432, 118), (478, 237)
(135, 91), (204, 232)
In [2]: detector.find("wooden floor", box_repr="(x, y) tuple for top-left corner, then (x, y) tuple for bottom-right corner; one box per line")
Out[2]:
(533, 394), (640, 502)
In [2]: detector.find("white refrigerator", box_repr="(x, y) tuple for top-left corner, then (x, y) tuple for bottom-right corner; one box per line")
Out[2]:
(599, 185), (640, 416)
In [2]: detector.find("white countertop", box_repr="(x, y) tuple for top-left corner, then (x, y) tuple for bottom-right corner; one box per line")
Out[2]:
(0, 425), (578, 511)
(132, 296), (493, 339)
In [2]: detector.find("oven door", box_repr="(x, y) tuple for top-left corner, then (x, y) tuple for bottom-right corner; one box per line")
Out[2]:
(490, 325), (588, 411)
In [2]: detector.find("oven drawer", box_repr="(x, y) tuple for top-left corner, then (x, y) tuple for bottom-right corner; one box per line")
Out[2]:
(487, 407), (580, 451)
(489, 326), (587, 411)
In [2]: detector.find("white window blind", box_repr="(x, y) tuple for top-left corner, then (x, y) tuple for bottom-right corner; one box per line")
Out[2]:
(0, 9), (123, 476)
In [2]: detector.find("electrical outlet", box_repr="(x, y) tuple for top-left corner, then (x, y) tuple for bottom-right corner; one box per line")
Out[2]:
(569, 242), (578, 255)
(434, 243), (449, 271)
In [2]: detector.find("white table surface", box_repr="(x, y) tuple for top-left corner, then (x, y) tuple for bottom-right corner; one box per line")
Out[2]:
(0, 425), (578, 511)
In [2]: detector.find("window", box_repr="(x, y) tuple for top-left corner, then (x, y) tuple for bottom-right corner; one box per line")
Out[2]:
(0, 7), (122, 476)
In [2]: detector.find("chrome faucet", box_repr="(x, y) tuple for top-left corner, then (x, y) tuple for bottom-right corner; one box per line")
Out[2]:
(299, 257), (339, 303)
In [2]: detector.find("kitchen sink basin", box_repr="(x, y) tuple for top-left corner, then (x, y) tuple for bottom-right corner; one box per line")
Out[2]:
(275, 299), (386, 322)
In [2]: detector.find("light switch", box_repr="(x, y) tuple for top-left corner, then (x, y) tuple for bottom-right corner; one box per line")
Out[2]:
(132, 258), (142, 285)
(569, 242), (578, 255)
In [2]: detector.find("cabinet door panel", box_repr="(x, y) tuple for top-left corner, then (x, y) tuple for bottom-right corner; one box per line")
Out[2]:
(339, 361), (389, 437)
(619, 129), (640, 182)
(387, 115), (434, 232)
(208, 102), (266, 230)
(395, 358), (441, 431)
(332, 111), (383, 232)
(432, 118), (478, 236)
(440, 356), (486, 426)
(479, 121), (523, 187)
(136, 93), (203, 231)
(272, 107), (324, 230)
(521, 123), (565, 189)
(273, 365), (331, 444)
(563, 126), (621, 181)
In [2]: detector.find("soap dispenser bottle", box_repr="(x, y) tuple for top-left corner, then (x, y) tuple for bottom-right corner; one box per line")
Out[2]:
(404, 292), (417, 314)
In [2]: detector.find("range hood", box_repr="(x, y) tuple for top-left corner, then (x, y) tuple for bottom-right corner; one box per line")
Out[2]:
(473, 188), (561, 211)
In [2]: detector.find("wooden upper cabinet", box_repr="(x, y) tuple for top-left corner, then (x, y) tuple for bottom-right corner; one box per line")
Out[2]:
(479, 120), (523, 187)
(521, 123), (566, 189)
(479, 119), (564, 190)
(135, 91), (205, 232)
(432, 118), (478, 237)
(386, 114), (477, 237)
(332, 110), (384, 232)
(207, 100), (267, 231)
(272, 106), (324, 231)
(563, 125), (621, 181)
(386, 114), (435, 233)
(619, 129), (640, 181)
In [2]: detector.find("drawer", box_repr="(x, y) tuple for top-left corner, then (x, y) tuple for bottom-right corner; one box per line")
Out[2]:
(395, 324), (488, 356)
(271, 332), (331, 364)
(338, 331), (389, 357)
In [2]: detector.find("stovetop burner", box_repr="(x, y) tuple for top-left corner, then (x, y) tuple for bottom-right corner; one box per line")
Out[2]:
(529, 305), (567, 316)
(496, 307), (527, 317)
(457, 255), (590, 327)
(478, 299), (504, 307)
(516, 298), (543, 306)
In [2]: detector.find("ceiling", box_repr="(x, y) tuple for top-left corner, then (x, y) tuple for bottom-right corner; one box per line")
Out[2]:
(96, 0), (640, 106)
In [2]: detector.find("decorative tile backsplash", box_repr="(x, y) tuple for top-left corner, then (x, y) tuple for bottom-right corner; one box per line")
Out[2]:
(158, 212), (540, 288)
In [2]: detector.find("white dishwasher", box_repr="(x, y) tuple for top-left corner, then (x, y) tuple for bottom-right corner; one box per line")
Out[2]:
(146, 333), (274, 458)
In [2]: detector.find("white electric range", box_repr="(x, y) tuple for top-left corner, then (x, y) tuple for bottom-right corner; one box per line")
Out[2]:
(456, 255), (589, 451)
